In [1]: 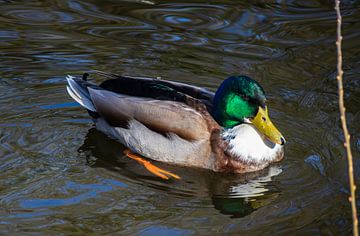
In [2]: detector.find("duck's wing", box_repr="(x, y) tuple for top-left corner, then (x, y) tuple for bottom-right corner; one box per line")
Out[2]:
(88, 87), (212, 141)
(95, 71), (215, 113)
(67, 72), (219, 141)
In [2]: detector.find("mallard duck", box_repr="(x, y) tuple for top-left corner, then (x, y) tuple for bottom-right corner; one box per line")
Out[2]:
(66, 71), (285, 179)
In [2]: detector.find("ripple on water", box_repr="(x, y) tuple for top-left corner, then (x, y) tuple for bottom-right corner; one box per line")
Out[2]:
(0, 30), (19, 42)
(19, 181), (121, 209)
(1, 7), (84, 25)
(130, 4), (229, 30)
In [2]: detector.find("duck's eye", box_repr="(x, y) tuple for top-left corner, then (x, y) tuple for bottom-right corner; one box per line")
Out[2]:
(262, 116), (266, 122)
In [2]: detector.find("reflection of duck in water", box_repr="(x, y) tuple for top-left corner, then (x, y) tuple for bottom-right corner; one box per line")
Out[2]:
(210, 166), (282, 218)
(67, 71), (286, 179)
(79, 127), (282, 218)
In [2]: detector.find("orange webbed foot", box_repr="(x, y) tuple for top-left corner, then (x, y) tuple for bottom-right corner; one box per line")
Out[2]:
(123, 149), (180, 180)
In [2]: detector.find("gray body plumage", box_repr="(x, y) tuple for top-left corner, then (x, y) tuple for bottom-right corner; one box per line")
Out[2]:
(95, 118), (216, 169)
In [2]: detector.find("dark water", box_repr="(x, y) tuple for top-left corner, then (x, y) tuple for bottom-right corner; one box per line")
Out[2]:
(0, 0), (359, 234)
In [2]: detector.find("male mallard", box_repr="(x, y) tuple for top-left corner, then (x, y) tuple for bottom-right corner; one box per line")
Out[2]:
(66, 72), (285, 179)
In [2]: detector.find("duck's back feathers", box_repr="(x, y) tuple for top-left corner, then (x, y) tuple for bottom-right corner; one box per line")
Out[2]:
(67, 72), (219, 141)
(88, 88), (211, 140)
(95, 71), (215, 112)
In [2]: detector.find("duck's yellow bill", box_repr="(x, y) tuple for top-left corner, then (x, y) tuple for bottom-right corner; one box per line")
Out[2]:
(250, 106), (286, 145)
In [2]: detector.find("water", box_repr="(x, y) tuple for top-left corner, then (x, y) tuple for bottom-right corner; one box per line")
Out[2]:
(0, 0), (359, 234)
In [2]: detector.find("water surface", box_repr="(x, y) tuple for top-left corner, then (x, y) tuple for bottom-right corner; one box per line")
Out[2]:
(0, 0), (359, 235)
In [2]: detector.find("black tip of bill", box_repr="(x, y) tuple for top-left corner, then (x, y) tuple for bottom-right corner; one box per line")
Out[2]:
(280, 137), (286, 146)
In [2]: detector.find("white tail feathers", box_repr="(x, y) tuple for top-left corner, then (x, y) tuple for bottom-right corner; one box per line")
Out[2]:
(66, 75), (97, 112)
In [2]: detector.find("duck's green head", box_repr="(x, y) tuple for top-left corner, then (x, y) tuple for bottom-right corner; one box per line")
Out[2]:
(213, 76), (286, 145)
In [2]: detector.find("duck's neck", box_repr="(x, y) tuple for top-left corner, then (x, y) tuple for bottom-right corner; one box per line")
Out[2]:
(221, 124), (283, 164)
